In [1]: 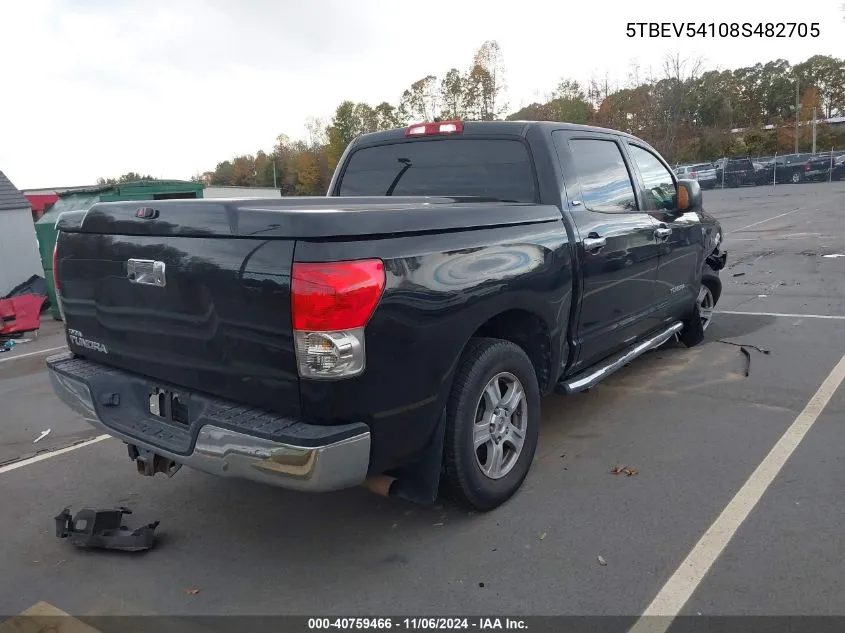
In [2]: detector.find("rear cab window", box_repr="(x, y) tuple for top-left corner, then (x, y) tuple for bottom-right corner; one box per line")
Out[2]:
(336, 138), (537, 202)
(563, 137), (638, 213)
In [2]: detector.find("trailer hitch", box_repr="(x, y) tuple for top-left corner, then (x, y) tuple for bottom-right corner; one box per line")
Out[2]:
(128, 444), (181, 477)
(54, 506), (160, 552)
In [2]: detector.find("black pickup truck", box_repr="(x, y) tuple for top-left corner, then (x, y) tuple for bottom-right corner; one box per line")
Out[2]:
(47, 120), (726, 511)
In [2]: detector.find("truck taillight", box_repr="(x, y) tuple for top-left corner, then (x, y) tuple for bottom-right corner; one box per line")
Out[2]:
(52, 241), (59, 290)
(52, 239), (66, 321)
(291, 259), (385, 379)
(405, 120), (463, 136)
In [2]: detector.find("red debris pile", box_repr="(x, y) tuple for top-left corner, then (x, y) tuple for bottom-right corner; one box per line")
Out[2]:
(0, 294), (44, 336)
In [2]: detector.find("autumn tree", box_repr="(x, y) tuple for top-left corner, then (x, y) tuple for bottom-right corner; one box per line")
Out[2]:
(96, 172), (156, 185)
(398, 75), (440, 123)
(440, 69), (465, 120)
(506, 79), (592, 123)
(795, 55), (845, 118)
(199, 47), (845, 191)
(325, 100), (402, 169)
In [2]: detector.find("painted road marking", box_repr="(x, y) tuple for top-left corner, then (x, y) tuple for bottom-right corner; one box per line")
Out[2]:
(0, 345), (67, 364)
(0, 602), (102, 633)
(719, 310), (845, 321)
(628, 350), (845, 633)
(0, 435), (111, 475)
(734, 206), (806, 232)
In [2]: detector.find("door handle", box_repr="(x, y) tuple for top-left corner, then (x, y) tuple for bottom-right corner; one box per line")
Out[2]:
(583, 235), (606, 251)
(655, 226), (672, 240)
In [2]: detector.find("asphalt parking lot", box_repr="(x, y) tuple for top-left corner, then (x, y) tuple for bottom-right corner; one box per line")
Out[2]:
(1, 181), (845, 624)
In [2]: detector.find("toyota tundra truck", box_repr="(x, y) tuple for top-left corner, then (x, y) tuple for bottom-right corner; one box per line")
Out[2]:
(46, 120), (727, 511)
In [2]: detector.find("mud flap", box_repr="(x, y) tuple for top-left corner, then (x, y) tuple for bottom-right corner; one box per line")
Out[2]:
(385, 411), (447, 506)
(678, 304), (705, 348)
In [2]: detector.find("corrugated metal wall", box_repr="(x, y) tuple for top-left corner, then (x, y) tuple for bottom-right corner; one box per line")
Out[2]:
(0, 207), (45, 297)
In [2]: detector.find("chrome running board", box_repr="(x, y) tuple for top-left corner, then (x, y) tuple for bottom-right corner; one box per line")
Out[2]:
(556, 321), (684, 395)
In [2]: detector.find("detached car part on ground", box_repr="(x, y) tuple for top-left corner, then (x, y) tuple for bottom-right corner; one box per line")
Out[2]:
(47, 120), (726, 512)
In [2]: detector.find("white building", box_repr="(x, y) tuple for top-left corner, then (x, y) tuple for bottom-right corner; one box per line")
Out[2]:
(203, 186), (281, 199)
(0, 171), (44, 297)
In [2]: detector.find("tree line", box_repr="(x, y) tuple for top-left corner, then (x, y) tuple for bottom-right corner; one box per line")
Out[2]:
(104, 42), (845, 194)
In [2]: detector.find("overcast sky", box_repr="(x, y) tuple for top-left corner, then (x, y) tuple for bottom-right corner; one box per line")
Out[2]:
(2, 0), (844, 189)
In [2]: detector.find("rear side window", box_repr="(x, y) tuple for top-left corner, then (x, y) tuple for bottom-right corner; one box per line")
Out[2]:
(693, 164), (713, 171)
(337, 139), (537, 202)
(565, 138), (638, 213)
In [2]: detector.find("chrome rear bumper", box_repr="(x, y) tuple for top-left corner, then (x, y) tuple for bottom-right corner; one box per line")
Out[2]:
(47, 354), (371, 492)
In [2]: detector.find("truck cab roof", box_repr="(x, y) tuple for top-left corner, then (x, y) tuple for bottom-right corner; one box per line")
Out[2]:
(352, 120), (642, 147)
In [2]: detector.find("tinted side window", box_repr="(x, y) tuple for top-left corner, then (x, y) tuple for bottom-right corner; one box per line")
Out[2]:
(566, 138), (638, 213)
(629, 145), (677, 212)
(337, 138), (537, 202)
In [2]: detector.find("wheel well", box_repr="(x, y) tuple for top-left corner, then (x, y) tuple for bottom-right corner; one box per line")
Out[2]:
(471, 310), (552, 392)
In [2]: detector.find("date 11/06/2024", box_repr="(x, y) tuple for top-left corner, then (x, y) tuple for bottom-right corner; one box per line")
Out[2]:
(307, 617), (527, 630)
(627, 22), (820, 38)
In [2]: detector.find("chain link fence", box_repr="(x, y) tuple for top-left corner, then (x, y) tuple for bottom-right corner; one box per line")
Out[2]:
(673, 148), (845, 190)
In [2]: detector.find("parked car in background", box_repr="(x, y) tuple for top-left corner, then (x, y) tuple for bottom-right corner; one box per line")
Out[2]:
(832, 154), (845, 180)
(751, 158), (775, 185)
(713, 157), (756, 187)
(674, 163), (718, 189)
(771, 154), (815, 184)
(805, 153), (838, 182)
(46, 120), (726, 512)
(752, 161), (773, 185)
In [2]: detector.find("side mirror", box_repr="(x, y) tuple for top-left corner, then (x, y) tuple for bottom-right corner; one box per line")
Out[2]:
(676, 179), (702, 211)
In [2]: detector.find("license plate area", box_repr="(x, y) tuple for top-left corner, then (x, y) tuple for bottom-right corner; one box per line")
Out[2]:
(148, 387), (190, 425)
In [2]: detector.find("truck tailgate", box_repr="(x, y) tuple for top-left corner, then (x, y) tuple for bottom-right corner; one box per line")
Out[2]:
(56, 230), (300, 418)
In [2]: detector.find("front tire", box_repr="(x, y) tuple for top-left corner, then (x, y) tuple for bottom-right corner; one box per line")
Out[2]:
(698, 282), (716, 332)
(442, 338), (541, 511)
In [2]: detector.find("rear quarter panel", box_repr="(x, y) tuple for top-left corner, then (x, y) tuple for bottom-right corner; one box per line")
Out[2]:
(295, 221), (573, 473)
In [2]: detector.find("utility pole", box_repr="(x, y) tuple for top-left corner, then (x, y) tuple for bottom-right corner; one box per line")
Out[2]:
(794, 78), (800, 155)
(812, 107), (817, 154)
(273, 161), (277, 189)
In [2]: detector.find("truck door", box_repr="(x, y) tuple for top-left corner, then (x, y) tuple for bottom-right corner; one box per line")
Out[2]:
(625, 142), (702, 321)
(552, 131), (663, 372)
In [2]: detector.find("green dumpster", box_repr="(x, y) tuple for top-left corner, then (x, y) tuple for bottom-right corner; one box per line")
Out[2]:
(99, 179), (204, 202)
(35, 180), (205, 321)
(36, 192), (101, 320)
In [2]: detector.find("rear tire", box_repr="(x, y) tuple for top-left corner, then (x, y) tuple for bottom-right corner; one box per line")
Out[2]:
(442, 338), (540, 511)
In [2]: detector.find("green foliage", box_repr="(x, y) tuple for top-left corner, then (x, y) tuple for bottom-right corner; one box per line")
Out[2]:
(200, 47), (845, 195)
(96, 172), (155, 185)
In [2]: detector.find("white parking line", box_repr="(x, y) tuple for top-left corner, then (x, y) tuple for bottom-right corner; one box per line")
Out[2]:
(719, 310), (845, 320)
(734, 206), (805, 232)
(0, 345), (67, 364)
(0, 435), (111, 475)
(628, 350), (845, 633)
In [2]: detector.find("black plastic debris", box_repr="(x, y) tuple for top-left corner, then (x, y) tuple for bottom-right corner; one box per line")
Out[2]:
(718, 339), (770, 377)
(3, 275), (48, 300)
(718, 339), (771, 355)
(740, 347), (752, 377)
(54, 507), (159, 552)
